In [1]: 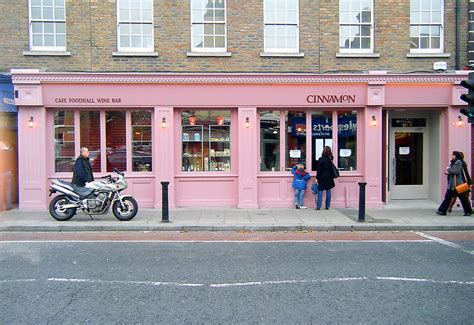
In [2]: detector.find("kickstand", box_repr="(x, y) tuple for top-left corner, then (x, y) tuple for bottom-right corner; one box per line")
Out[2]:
(88, 214), (94, 220)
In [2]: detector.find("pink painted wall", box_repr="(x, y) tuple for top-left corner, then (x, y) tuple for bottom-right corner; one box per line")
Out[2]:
(12, 71), (471, 210)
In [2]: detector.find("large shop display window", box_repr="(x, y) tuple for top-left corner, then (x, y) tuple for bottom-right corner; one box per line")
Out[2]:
(259, 110), (358, 173)
(54, 111), (75, 172)
(181, 110), (231, 172)
(260, 111), (280, 171)
(286, 111), (306, 170)
(54, 110), (152, 174)
(337, 111), (357, 171)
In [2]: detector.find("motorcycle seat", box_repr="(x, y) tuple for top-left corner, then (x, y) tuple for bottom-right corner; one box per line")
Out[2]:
(58, 180), (94, 199)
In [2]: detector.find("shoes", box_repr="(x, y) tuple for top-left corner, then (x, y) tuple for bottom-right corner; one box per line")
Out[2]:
(436, 211), (446, 216)
(325, 208), (329, 210)
(463, 213), (472, 216)
(300, 206), (308, 209)
(447, 209), (452, 213)
(315, 207), (320, 210)
(295, 204), (300, 209)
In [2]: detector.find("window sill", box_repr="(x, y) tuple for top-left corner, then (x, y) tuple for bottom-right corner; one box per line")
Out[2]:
(112, 51), (159, 57)
(406, 53), (451, 58)
(23, 50), (71, 56)
(186, 51), (232, 57)
(336, 52), (380, 58)
(260, 52), (305, 57)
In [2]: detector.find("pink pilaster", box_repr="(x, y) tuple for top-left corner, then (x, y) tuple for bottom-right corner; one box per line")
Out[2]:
(238, 107), (258, 208)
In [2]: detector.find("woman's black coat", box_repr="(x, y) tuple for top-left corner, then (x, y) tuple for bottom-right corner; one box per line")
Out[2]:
(316, 156), (336, 191)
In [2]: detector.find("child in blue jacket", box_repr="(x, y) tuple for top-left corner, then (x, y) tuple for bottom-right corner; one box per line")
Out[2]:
(291, 163), (311, 209)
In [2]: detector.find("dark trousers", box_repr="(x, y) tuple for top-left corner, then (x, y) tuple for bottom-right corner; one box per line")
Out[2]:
(438, 190), (472, 214)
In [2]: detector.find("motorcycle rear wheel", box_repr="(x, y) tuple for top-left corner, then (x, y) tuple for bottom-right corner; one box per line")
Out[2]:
(49, 195), (76, 221)
(112, 197), (138, 221)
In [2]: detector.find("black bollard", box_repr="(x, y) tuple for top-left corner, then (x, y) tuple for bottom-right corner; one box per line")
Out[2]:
(358, 182), (367, 222)
(161, 181), (170, 223)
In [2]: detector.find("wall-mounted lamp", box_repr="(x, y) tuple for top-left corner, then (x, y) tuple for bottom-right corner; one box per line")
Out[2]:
(245, 117), (250, 128)
(161, 117), (167, 129)
(457, 115), (464, 127)
(29, 116), (34, 128)
(371, 115), (377, 127)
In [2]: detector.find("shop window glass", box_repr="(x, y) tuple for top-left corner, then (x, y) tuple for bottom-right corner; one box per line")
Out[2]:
(106, 111), (127, 172)
(286, 111), (306, 170)
(80, 111), (101, 173)
(181, 110), (231, 172)
(132, 111), (152, 172)
(312, 111), (333, 171)
(260, 111), (280, 171)
(337, 111), (357, 171)
(54, 111), (75, 172)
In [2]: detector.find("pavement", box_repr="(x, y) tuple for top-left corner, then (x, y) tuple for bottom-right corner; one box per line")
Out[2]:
(1, 200), (474, 231)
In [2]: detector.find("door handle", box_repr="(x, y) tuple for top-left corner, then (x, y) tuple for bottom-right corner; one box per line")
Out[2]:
(392, 156), (396, 184)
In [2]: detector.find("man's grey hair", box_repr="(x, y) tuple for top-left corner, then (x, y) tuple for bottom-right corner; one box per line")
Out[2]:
(80, 147), (89, 153)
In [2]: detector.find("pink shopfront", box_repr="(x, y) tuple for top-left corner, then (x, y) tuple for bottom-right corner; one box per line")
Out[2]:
(12, 70), (471, 210)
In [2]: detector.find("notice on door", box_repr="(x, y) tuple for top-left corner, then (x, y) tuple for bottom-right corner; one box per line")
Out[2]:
(290, 150), (301, 158)
(399, 147), (410, 155)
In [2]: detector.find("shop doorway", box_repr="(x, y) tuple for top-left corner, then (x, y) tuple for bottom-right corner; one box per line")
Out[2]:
(387, 111), (440, 201)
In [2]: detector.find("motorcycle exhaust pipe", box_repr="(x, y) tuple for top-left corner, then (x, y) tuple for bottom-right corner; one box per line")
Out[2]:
(50, 184), (80, 200)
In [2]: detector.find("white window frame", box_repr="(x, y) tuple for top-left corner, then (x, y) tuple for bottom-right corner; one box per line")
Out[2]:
(409, 0), (444, 54)
(190, 0), (227, 53)
(338, 0), (374, 54)
(116, 0), (154, 53)
(28, 0), (67, 51)
(263, 0), (300, 54)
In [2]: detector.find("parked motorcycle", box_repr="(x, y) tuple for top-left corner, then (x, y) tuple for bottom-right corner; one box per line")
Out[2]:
(48, 169), (138, 221)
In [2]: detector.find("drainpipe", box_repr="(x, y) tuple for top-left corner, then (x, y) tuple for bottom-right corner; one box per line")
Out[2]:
(455, 0), (461, 70)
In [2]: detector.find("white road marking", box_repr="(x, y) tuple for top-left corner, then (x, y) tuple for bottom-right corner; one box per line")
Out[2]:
(376, 277), (474, 285)
(414, 232), (474, 255)
(1, 276), (473, 287)
(0, 240), (433, 243)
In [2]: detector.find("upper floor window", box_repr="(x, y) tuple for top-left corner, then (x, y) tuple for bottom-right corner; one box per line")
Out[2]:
(339, 0), (373, 53)
(264, 0), (299, 53)
(191, 0), (227, 52)
(117, 0), (154, 52)
(410, 0), (443, 53)
(29, 0), (66, 51)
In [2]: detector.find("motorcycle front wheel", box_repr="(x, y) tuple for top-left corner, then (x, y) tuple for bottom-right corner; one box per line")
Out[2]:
(112, 197), (138, 221)
(49, 195), (77, 221)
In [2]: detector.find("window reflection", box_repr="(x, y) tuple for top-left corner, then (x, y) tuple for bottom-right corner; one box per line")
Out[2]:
(260, 111), (280, 171)
(80, 111), (101, 173)
(312, 112), (333, 171)
(337, 111), (357, 171)
(106, 111), (126, 172)
(286, 111), (306, 170)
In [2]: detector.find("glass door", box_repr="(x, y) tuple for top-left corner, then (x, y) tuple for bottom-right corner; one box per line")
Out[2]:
(390, 127), (428, 200)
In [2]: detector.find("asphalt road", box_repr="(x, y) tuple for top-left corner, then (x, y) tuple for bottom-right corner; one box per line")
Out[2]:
(1, 232), (473, 324)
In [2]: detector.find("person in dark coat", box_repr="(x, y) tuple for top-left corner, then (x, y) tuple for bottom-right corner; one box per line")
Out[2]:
(447, 151), (472, 213)
(315, 146), (336, 210)
(436, 151), (472, 216)
(71, 147), (94, 187)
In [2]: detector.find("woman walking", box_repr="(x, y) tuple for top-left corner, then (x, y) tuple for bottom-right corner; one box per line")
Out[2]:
(436, 151), (472, 216)
(315, 146), (337, 210)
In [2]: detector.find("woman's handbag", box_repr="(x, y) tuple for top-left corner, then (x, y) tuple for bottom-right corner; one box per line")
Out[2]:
(454, 175), (470, 194)
(331, 162), (340, 179)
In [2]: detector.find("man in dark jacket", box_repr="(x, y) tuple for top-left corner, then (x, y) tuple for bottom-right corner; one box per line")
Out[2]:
(71, 147), (94, 187)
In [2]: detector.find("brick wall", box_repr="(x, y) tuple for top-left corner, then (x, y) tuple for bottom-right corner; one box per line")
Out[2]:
(0, 0), (468, 73)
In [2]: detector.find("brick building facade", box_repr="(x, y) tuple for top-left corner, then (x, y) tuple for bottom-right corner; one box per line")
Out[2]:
(2, 0), (472, 211)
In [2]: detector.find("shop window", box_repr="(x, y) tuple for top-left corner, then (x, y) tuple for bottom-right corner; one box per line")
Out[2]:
(106, 111), (126, 172)
(286, 111), (306, 170)
(117, 0), (154, 52)
(260, 111), (280, 171)
(312, 111), (333, 171)
(29, 0), (66, 51)
(181, 110), (231, 172)
(337, 111), (357, 171)
(54, 111), (75, 172)
(263, 0), (299, 53)
(191, 0), (227, 52)
(80, 111), (101, 173)
(132, 111), (152, 172)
